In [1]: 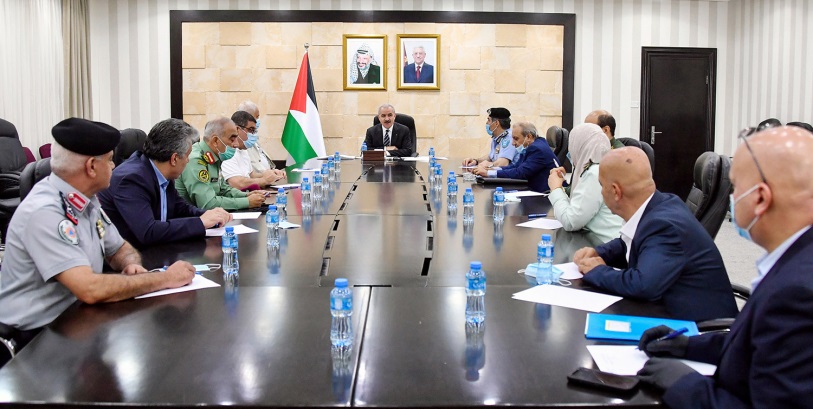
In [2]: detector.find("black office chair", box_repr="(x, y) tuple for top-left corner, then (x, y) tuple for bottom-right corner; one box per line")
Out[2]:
(114, 128), (147, 166)
(685, 152), (720, 220)
(372, 113), (418, 157)
(0, 323), (17, 368)
(545, 126), (572, 173)
(20, 158), (52, 201)
(0, 119), (26, 241)
(698, 154), (731, 239)
(787, 121), (813, 133)
(617, 138), (655, 174)
(757, 118), (781, 131)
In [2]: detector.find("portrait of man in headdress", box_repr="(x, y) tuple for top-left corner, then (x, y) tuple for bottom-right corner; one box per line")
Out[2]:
(350, 43), (381, 85)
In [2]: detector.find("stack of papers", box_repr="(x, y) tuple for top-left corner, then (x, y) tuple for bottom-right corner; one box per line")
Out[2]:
(516, 218), (563, 230)
(512, 285), (621, 312)
(504, 191), (548, 200)
(205, 224), (259, 237)
(230, 212), (261, 220)
(586, 345), (717, 376)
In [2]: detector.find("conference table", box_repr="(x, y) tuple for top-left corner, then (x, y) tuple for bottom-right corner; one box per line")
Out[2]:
(0, 158), (669, 408)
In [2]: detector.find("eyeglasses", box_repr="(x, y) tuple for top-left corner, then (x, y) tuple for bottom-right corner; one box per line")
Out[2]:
(737, 127), (768, 185)
(239, 126), (257, 134)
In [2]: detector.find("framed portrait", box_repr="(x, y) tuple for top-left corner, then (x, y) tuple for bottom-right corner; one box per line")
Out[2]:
(343, 35), (387, 91)
(397, 34), (440, 90)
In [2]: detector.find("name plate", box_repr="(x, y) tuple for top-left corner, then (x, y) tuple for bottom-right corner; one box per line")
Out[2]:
(362, 150), (386, 162)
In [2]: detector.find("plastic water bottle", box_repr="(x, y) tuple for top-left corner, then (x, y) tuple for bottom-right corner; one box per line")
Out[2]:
(466, 261), (486, 326)
(361, 142), (367, 154)
(321, 163), (330, 188)
(429, 155), (437, 170)
(275, 187), (287, 222)
(266, 205), (280, 249)
(463, 188), (474, 224)
(537, 234), (554, 285)
(330, 278), (353, 349)
(447, 171), (458, 210)
(222, 226), (239, 275)
(433, 166), (443, 193)
(328, 157), (336, 181)
(429, 147), (435, 158)
(301, 177), (312, 212)
(313, 173), (323, 201)
(493, 187), (505, 223)
(333, 151), (342, 174)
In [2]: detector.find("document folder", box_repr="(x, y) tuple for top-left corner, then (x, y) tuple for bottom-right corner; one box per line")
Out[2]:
(585, 313), (700, 342)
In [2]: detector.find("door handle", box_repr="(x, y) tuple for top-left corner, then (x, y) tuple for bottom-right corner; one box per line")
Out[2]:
(650, 126), (662, 145)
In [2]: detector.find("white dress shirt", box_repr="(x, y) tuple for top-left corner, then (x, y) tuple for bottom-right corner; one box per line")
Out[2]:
(618, 193), (655, 262)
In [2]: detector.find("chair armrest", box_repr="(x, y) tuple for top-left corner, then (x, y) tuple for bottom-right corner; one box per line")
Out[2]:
(696, 318), (736, 333)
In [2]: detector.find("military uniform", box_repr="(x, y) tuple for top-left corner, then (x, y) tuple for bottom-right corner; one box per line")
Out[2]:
(610, 137), (625, 150)
(488, 129), (519, 164)
(175, 141), (250, 210)
(0, 174), (124, 330)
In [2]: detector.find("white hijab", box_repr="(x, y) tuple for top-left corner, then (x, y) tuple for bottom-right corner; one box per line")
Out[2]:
(568, 123), (610, 192)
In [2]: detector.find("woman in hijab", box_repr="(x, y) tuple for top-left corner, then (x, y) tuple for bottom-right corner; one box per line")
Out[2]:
(548, 123), (622, 243)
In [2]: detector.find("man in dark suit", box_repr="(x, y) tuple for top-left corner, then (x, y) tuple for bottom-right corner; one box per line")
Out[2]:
(363, 104), (414, 157)
(636, 126), (813, 408)
(403, 46), (434, 84)
(99, 119), (231, 248)
(573, 147), (738, 321)
(472, 122), (556, 193)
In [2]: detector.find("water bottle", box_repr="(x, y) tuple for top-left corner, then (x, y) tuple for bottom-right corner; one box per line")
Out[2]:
(429, 155), (437, 170)
(429, 147), (435, 159)
(275, 187), (287, 222)
(493, 187), (505, 223)
(313, 172), (323, 201)
(447, 171), (458, 210)
(328, 157), (336, 181)
(537, 234), (554, 285)
(301, 177), (312, 212)
(433, 166), (443, 193)
(463, 188), (474, 224)
(466, 261), (486, 326)
(330, 278), (353, 349)
(321, 163), (330, 189)
(333, 151), (342, 174)
(266, 205), (280, 249)
(361, 142), (367, 154)
(221, 226), (239, 275)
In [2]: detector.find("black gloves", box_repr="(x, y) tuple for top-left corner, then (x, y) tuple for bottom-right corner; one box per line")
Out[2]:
(638, 325), (689, 358)
(637, 357), (697, 391)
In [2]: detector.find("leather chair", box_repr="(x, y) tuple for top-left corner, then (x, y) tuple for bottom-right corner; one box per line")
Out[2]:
(0, 119), (25, 241)
(19, 158), (51, 201)
(372, 113), (418, 156)
(39, 143), (52, 159)
(684, 151), (731, 239)
(114, 128), (147, 166)
(617, 138), (655, 174)
(545, 126), (572, 173)
(757, 118), (781, 131)
(699, 154), (732, 239)
(22, 147), (35, 164)
(0, 323), (17, 368)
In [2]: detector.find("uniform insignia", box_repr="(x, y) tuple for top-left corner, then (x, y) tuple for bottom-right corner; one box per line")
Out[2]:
(203, 151), (216, 164)
(58, 220), (79, 245)
(196, 159), (207, 166)
(59, 192), (79, 225)
(100, 208), (112, 225)
(501, 137), (510, 148)
(96, 219), (106, 239)
(67, 192), (87, 212)
(211, 177), (218, 183)
(198, 169), (210, 183)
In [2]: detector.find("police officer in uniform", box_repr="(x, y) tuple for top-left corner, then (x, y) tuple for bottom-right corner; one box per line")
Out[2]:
(462, 107), (519, 170)
(175, 117), (268, 210)
(0, 118), (196, 362)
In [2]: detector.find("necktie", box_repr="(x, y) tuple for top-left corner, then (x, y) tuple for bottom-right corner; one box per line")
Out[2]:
(384, 129), (391, 146)
(416, 66), (421, 81)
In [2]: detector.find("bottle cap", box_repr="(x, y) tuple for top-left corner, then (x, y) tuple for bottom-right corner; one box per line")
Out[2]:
(466, 188), (472, 193)
(278, 187), (284, 193)
(335, 278), (349, 288)
(470, 261), (482, 270)
(449, 171), (455, 175)
(335, 151), (339, 155)
(303, 177), (309, 182)
(225, 226), (234, 232)
(496, 187), (503, 191)
(269, 205), (278, 211)
(542, 234), (551, 241)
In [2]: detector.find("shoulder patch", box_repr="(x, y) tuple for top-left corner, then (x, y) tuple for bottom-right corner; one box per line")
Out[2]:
(58, 220), (79, 245)
(198, 169), (210, 183)
(196, 159), (207, 166)
(501, 137), (510, 148)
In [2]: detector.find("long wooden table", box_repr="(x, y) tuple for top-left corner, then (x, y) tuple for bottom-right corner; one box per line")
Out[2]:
(0, 159), (666, 408)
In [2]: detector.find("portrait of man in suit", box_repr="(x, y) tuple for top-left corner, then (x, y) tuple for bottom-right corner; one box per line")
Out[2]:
(397, 35), (440, 90)
(403, 46), (434, 84)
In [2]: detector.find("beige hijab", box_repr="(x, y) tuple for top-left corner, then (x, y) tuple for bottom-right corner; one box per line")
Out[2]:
(568, 123), (610, 192)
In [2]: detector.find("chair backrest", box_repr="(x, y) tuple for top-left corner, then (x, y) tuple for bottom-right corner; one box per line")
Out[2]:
(20, 158), (51, 201)
(115, 128), (147, 166)
(685, 151), (721, 219)
(39, 143), (51, 159)
(0, 119), (27, 173)
(545, 126), (572, 173)
(698, 154), (732, 239)
(22, 147), (35, 164)
(617, 137), (655, 174)
(373, 113), (417, 156)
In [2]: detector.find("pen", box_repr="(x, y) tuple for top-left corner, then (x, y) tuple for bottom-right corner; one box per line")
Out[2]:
(553, 158), (560, 168)
(528, 213), (547, 218)
(640, 327), (689, 350)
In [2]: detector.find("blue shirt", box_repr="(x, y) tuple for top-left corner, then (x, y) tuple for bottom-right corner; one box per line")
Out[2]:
(752, 225), (811, 291)
(149, 159), (169, 222)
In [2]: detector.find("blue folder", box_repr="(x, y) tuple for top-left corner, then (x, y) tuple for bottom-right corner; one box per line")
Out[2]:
(584, 313), (700, 342)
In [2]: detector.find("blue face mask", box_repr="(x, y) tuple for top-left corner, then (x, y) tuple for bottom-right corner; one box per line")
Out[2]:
(244, 132), (259, 149)
(255, 118), (261, 130)
(486, 122), (495, 136)
(516, 144), (526, 155)
(730, 184), (761, 241)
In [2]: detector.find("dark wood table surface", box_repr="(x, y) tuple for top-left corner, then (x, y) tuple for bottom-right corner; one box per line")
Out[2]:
(0, 158), (665, 408)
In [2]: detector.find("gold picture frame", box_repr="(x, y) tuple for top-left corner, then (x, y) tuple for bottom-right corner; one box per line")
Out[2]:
(396, 34), (440, 90)
(343, 34), (387, 91)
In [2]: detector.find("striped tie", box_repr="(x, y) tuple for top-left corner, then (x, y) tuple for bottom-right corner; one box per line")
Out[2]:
(384, 129), (390, 146)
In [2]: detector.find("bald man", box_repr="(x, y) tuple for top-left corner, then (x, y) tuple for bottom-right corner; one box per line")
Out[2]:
(636, 126), (813, 408)
(573, 147), (737, 321)
(585, 110), (624, 149)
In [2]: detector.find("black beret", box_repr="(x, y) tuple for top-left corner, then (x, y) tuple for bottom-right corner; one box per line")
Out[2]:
(52, 118), (121, 156)
(487, 107), (511, 120)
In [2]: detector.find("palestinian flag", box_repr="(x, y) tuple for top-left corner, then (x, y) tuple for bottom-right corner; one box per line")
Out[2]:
(281, 51), (325, 166)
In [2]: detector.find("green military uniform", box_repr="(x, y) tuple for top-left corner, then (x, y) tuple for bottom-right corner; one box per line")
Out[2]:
(176, 141), (250, 210)
(610, 137), (625, 150)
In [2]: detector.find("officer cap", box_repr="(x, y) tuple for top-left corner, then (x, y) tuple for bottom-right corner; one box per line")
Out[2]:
(487, 107), (511, 120)
(52, 118), (121, 156)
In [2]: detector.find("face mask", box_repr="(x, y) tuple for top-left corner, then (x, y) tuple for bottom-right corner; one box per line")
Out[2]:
(485, 123), (494, 137)
(730, 184), (761, 241)
(216, 137), (236, 161)
(244, 132), (258, 149)
(255, 119), (261, 130)
(516, 144), (526, 155)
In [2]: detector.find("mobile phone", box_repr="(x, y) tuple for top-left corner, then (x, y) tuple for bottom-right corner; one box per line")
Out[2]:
(567, 367), (639, 393)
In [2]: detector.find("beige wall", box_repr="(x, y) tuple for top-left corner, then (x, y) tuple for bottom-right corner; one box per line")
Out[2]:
(181, 22), (564, 159)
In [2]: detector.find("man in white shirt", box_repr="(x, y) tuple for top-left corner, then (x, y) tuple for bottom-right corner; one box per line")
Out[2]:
(221, 110), (285, 190)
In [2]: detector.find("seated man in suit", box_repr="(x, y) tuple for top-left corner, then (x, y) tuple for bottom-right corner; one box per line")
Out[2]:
(403, 46), (434, 83)
(363, 104), (414, 157)
(573, 147), (738, 321)
(636, 126), (813, 408)
(175, 117), (268, 210)
(99, 118), (232, 248)
(472, 122), (557, 193)
(221, 110), (285, 191)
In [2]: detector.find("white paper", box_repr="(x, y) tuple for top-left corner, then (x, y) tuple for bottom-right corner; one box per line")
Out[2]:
(553, 262), (583, 279)
(586, 345), (717, 376)
(230, 212), (261, 220)
(316, 154), (356, 160)
(516, 218), (564, 230)
(292, 168), (319, 173)
(460, 166), (477, 169)
(205, 224), (259, 237)
(505, 191), (548, 200)
(512, 285), (621, 312)
(401, 156), (427, 162)
(274, 183), (300, 189)
(279, 221), (300, 229)
(135, 275), (220, 299)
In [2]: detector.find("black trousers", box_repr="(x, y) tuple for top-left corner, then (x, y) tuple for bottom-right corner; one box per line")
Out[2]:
(0, 323), (41, 368)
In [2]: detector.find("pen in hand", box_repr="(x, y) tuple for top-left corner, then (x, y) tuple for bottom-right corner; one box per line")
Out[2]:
(640, 327), (689, 350)
(528, 213), (547, 218)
